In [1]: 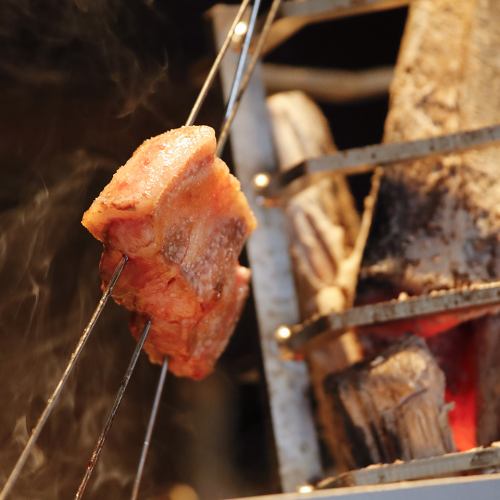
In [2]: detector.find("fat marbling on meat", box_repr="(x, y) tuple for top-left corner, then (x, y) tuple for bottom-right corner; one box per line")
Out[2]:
(82, 125), (256, 379)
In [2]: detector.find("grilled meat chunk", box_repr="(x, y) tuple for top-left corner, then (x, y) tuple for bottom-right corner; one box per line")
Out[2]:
(82, 125), (256, 379)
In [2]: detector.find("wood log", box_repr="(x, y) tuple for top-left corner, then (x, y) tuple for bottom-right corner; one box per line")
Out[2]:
(358, 0), (500, 450)
(322, 336), (455, 470)
(267, 91), (363, 464)
(361, 0), (500, 295)
(267, 91), (362, 320)
(476, 316), (500, 446)
(262, 64), (393, 103)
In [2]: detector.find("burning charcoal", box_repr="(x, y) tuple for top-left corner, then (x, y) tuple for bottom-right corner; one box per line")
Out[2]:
(362, 0), (500, 297)
(323, 336), (454, 470)
(359, 0), (500, 451)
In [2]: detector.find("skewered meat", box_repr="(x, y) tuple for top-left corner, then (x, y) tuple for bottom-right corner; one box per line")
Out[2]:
(82, 125), (256, 379)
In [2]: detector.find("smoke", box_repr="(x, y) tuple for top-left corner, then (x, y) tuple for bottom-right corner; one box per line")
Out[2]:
(0, 2), (276, 498)
(0, 0), (187, 493)
(0, 151), (150, 498)
(0, 0), (170, 115)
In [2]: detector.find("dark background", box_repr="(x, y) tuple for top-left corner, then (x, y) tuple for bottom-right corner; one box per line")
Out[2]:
(0, 2), (406, 498)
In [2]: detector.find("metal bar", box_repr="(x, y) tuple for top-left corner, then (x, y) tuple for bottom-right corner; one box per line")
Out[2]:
(75, 320), (152, 500)
(262, 63), (393, 103)
(317, 444), (500, 489)
(212, 3), (322, 492)
(279, 282), (500, 353)
(221, 0), (263, 128)
(229, 472), (500, 500)
(255, 123), (500, 198)
(281, 0), (409, 18)
(130, 358), (168, 500)
(263, 0), (409, 55)
(217, 0), (284, 155)
(185, 0), (251, 127)
(0, 255), (128, 500)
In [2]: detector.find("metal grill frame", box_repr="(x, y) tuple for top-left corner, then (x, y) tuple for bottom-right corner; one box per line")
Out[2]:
(211, 0), (500, 496)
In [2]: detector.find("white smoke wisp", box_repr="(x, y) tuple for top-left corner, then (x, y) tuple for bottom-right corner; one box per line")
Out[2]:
(0, 151), (158, 499)
(0, 0), (169, 116)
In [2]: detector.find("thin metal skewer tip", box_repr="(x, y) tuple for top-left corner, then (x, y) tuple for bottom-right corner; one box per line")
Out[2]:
(75, 319), (152, 500)
(221, 0), (263, 125)
(130, 358), (169, 500)
(0, 255), (128, 500)
(185, 0), (252, 127)
(217, 0), (283, 156)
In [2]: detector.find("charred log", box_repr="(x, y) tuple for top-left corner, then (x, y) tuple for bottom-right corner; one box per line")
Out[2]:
(361, 0), (500, 294)
(358, 0), (500, 450)
(476, 316), (500, 446)
(323, 336), (454, 470)
(267, 91), (363, 463)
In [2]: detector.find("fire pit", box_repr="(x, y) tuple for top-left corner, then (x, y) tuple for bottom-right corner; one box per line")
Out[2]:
(213, 0), (500, 497)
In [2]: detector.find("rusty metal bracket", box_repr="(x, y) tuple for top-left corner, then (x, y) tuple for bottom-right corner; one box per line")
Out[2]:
(278, 282), (500, 353)
(255, 124), (500, 199)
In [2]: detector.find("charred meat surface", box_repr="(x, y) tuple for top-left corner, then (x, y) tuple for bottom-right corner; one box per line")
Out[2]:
(82, 125), (256, 379)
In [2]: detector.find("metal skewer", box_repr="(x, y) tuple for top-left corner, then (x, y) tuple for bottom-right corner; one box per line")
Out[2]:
(130, 358), (168, 500)
(221, 0), (263, 129)
(0, 255), (128, 500)
(75, 320), (152, 499)
(217, 0), (283, 155)
(76, 0), (265, 495)
(185, 0), (251, 127)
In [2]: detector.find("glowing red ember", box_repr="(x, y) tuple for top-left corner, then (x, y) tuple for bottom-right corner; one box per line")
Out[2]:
(365, 305), (481, 451)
